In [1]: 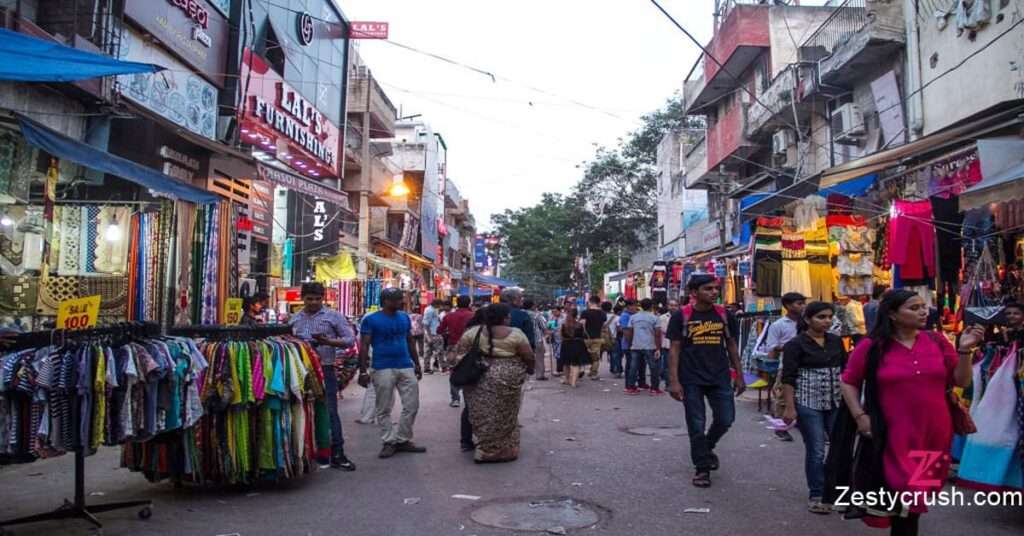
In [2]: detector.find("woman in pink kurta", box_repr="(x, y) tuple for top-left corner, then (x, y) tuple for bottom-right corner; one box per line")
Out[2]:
(839, 290), (979, 536)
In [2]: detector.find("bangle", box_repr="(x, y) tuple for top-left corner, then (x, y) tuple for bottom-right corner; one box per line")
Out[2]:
(853, 412), (867, 420)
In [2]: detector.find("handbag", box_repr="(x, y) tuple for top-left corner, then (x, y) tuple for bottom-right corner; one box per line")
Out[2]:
(926, 331), (978, 435)
(451, 328), (489, 387)
(962, 246), (1005, 326)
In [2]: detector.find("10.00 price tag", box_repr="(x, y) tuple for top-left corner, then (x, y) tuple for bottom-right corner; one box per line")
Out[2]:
(57, 295), (101, 330)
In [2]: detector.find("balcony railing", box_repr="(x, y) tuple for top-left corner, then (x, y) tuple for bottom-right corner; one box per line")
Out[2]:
(799, 0), (868, 63)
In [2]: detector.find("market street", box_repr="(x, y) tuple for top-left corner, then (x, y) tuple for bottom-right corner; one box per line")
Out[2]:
(1, 369), (1021, 536)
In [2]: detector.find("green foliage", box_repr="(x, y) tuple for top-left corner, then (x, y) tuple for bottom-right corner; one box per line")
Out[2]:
(491, 94), (694, 295)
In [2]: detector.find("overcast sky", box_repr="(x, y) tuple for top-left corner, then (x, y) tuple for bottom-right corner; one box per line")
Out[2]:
(341, 0), (718, 230)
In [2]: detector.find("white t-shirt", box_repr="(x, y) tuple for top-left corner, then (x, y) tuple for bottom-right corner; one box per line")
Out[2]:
(658, 313), (672, 350)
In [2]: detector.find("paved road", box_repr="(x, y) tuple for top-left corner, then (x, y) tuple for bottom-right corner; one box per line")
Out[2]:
(1, 366), (1022, 536)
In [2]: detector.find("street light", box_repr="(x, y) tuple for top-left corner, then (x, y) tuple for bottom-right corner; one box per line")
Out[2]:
(388, 174), (410, 197)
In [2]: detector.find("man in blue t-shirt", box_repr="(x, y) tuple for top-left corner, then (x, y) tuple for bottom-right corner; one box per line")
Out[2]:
(358, 288), (426, 459)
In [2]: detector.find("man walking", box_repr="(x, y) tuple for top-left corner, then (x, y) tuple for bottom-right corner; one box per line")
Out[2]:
(608, 304), (624, 378)
(291, 282), (357, 471)
(524, 299), (550, 380)
(358, 288), (427, 459)
(625, 298), (662, 395)
(580, 296), (608, 380)
(549, 307), (564, 376)
(764, 292), (806, 441)
(657, 300), (677, 386)
(500, 287), (536, 351)
(422, 299), (444, 374)
(667, 274), (745, 488)
(439, 295), (475, 406)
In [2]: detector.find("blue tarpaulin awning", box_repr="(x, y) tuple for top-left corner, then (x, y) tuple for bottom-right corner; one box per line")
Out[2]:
(458, 287), (494, 298)
(470, 273), (517, 288)
(740, 173), (879, 220)
(18, 115), (220, 204)
(0, 28), (162, 82)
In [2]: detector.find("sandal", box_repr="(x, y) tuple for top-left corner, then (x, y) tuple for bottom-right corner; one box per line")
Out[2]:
(708, 453), (720, 471)
(692, 471), (711, 488)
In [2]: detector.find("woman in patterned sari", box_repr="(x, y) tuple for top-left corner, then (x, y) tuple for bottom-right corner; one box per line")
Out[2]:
(455, 303), (535, 463)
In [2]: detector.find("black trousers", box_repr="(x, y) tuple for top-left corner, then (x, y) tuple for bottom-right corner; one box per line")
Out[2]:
(460, 401), (473, 447)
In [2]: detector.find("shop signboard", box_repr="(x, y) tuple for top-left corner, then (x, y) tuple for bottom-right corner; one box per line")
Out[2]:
(350, 22), (389, 39)
(123, 0), (229, 87)
(224, 298), (243, 325)
(249, 180), (274, 242)
(684, 219), (721, 255)
(474, 235), (486, 269)
(239, 50), (342, 179)
(117, 27), (218, 140)
(256, 164), (348, 209)
(295, 195), (340, 284)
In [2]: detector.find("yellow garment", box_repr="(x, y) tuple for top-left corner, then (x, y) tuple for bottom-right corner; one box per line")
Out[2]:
(92, 345), (106, 448)
(314, 253), (357, 282)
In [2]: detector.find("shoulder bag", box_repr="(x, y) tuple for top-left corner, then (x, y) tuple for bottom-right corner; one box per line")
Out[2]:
(451, 328), (489, 387)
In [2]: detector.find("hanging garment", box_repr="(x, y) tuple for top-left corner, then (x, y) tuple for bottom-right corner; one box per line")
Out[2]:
(888, 200), (936, 280)
(781, 260), (813, 298)
(958, 348), (1024, 490)
(754, 251), (782, 297)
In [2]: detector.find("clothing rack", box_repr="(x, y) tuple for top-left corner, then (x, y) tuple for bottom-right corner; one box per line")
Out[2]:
(0, 323), (160, 534)
(166, 323), (292, 340)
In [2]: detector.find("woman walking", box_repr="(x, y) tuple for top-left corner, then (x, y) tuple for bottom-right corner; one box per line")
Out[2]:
(781, 301), (847, 514)
(560, 307), (589, 388)
(838, 290), (981, 535)
(455, 303), (534, 463)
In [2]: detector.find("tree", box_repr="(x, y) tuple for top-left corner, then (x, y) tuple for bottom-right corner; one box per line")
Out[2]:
(492, 94), (697, 294)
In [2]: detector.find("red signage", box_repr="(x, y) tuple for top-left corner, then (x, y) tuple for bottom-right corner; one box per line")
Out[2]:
(169, 0), (209, 28)
(238, 49), (341, 179)
(350, 21), (389, 39)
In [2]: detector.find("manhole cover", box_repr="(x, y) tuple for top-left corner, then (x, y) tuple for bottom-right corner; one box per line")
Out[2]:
(626, 425), (687, 437)
(470, 497), (601, 532)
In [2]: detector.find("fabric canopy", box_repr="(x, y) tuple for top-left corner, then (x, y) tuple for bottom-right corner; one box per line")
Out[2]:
(740, 173), (878, 219)
(0, 28), (162, 82)
(959, 160), (1024, 211)
(18, 114), (220, 204)
(314, 253), (357, 282)
(470, 273), (517, 288)
(458, 287), (494, 298)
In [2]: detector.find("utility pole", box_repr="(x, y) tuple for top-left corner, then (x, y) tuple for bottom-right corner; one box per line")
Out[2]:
(617, 245), (622, 272)
(357, 70), (372, 279)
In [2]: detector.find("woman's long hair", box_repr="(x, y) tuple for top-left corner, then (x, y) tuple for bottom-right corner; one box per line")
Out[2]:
(562, 307), (578, 337)
(798, 301), (835, 333)
(482, 303), (510, 356)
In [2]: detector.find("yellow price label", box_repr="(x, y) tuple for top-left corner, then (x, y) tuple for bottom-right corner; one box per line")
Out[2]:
(225, 298), (244, 325)
(57, 295), (101, 331)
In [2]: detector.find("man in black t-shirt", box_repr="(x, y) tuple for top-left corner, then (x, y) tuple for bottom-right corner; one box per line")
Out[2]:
(580, 295), (608, 380)
(667, 274), (745, 489)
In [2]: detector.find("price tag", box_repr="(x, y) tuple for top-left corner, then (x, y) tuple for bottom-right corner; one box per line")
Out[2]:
(225, 298), (243, 325)
(57, 295), (101, 331)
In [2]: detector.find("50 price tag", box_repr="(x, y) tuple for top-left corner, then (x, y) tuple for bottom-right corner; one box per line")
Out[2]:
(225, 298), (243, 325)
(57, 295), (101, 330)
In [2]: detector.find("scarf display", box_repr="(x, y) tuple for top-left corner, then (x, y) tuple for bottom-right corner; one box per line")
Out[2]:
(0, 335), (208, 465)
(121, 336), (330, 485)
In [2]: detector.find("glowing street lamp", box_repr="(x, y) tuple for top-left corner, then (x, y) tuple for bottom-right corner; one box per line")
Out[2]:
(388, 174), (410, 197)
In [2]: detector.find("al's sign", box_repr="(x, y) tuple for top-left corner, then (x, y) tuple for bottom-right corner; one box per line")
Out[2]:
(238, 49), (341, 179)
(350, 21), (388, 39)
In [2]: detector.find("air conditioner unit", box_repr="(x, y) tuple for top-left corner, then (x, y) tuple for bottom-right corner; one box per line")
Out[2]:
(772, 129), (796, 156)
(832, 103), (866, 145)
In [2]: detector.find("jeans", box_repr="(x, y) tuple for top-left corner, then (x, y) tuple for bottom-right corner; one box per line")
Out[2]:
(424, 335), (445, 371)
(682, 383), (736, 471)
(628, 350), (660, 390)
(322, 364), (345, 458)
(795, 404), (838, 499)
(553, 339), (563, 372)
(451, 382), (462, 403)
(609, 344), (624, 375)
(372, 368), (420, 444)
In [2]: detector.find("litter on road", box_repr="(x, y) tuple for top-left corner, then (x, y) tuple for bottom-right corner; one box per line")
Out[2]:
(403, 497), (421, 505)
(452, 494), (482, 501)
(684, 508), (711, 514)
